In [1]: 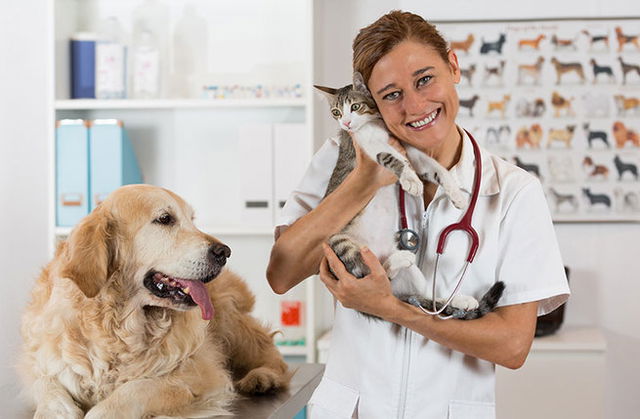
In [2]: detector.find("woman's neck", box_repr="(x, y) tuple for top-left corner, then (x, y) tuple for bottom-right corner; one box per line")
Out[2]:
(428, 125), (463, 170)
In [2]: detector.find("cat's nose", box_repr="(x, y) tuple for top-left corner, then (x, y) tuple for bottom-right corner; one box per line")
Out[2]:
(344, 121), (351, 128)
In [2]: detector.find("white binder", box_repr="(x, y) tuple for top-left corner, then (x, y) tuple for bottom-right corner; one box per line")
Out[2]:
(237, 124), (274, 227)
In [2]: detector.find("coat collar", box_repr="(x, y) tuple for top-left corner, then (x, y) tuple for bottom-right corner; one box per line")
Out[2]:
(451, 127), (500, 196)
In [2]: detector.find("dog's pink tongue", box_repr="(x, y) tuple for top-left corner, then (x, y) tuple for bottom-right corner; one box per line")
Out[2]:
(176, 279), (214, 320)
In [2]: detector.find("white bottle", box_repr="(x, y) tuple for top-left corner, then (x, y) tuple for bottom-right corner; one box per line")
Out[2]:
(132, 30), (160, 99)
(172, 4), (208, 98)
(95, 17), (127, 99)
(132, 0), (169, 97)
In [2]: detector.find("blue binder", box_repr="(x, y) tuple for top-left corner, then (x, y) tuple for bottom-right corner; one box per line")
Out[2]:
(71, 33), (96, 98)
(56, 120), (89, 227)
(89, 120), (143, 210)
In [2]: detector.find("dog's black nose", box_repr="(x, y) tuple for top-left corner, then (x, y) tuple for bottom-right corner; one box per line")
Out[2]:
(209, 244), (231, 266)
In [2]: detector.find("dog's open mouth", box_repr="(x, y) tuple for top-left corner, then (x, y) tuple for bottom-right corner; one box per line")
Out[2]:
(143, 271), (215, 320)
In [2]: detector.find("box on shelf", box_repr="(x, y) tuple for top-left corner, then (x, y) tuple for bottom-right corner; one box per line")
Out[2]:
(56, 120), (90, 226)
(56, 119), (143, 227)
(89, 119), (143, 210)
(70, 33), (97, 99)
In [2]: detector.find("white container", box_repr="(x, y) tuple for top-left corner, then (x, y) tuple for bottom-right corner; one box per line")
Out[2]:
(132, 30), (160, 99)
(95, 17), (127, 99)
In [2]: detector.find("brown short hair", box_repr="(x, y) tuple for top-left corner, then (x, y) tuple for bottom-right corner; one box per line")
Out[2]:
(353, 10), (449, 84)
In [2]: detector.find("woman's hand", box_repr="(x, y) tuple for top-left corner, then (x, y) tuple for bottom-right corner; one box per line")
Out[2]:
(349, 133), (407, 190)
(319, 243), (399, 318)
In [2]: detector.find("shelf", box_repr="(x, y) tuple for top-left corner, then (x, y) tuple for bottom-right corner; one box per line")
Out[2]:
(55, 225), (276, 237)
(55, 98), (307, 110)
(530, 326), (606, 352)
(277, 345), (308, 356)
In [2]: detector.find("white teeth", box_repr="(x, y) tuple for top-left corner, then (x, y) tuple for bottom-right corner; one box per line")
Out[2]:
(409, 110), (438, 128)
(183, 287), (190, 295)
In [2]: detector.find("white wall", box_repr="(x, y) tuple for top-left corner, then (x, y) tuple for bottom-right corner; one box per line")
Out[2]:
(314, 1), (640, 417)
(0, 0), (51, 414)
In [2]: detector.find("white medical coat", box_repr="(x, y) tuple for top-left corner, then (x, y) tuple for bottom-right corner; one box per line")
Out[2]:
(278, 128), (570, 419)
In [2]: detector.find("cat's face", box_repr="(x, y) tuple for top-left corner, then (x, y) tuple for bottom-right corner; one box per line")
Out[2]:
(315, 82), (378, 132)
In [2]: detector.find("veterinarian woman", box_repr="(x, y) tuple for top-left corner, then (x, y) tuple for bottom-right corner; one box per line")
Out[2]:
(267, 11), (569, 419)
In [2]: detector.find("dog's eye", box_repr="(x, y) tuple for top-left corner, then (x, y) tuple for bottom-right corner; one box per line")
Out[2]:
(154, 213), (175, 226)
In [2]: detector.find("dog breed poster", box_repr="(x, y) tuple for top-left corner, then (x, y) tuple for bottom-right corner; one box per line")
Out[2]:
(440, 17), (640, 221)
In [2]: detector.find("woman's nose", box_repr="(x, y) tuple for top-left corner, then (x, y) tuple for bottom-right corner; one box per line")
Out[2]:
(403, 89), (426, 116)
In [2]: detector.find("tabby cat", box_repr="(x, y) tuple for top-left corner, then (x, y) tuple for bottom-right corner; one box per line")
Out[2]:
(315, 72), (504, 320)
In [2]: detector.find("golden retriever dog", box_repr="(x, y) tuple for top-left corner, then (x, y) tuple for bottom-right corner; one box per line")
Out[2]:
(19, 184), (290, 418)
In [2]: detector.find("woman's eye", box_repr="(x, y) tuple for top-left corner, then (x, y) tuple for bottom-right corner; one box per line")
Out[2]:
(417, 75), (432, 87)
(351, 103), (361, 111)
(383, 91), (401, 101)
(154, 213), (175, 226)
(331, 108), (342, 118)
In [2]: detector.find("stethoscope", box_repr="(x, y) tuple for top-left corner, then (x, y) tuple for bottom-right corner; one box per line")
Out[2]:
(397, 129), (482, 319)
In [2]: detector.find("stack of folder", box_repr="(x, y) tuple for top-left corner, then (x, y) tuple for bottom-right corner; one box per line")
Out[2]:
(55, 119), (143, 227)
(237, 122), (309, 228)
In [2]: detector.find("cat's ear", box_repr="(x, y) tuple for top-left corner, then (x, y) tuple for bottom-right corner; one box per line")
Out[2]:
(314, 85), (337, 103)
(352, 72), (372, 98)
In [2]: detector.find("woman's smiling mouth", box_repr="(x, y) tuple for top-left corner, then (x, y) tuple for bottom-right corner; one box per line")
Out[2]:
(406, 108), (440, 130)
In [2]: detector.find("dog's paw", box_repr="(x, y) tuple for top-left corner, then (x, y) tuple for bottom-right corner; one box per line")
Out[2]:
(400, 169), (424, 197)
(384, 250), (416, 279)
(450, 294), (479, 311)
(236, 367), (287, 395)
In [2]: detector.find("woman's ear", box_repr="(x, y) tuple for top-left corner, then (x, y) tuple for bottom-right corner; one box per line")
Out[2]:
(60, 206), (115, 298)
(447, 49), (461, 83)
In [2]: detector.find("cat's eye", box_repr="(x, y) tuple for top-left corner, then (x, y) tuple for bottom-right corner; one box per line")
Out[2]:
(351, 103), (361, 112)
(417, 75), (432, 87)
(331, 108), (342, 118)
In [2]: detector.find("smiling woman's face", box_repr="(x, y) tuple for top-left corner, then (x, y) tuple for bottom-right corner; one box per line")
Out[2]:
(368, 39), (462, 163)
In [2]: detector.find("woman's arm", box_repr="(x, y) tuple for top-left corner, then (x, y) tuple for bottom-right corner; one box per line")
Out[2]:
(319, 244), (538, 369)
(266, 140), (399, 294)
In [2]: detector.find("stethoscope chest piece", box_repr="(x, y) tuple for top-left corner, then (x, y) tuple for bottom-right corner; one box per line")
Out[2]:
(397, 228), (420, 253)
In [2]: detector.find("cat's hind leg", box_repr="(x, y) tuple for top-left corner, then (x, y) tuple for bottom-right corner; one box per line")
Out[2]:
(327, 233), (369, 279)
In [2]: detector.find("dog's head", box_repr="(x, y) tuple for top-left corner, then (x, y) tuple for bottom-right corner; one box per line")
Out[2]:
(60, 184), (229, 320)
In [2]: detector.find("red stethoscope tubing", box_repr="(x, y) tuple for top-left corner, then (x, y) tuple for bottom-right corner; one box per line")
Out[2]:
(436, 129), (482, 263)
(398, 129), (482, 318)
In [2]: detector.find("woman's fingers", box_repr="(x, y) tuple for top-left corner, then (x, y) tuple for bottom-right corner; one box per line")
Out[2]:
(321, 243), (351, 280)
(360, 247), (388, 278)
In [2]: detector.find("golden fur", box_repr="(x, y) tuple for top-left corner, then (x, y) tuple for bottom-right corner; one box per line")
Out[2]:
(19, 185), (290, 418)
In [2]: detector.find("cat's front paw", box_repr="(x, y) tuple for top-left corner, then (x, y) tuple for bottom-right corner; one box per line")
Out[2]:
(384, 250), (416, 279)
(450, 294), (479, 310)
(400, 169), (423, 197)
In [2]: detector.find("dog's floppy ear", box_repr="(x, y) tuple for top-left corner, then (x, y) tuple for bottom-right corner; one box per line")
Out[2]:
(60, 206), (115, 298)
